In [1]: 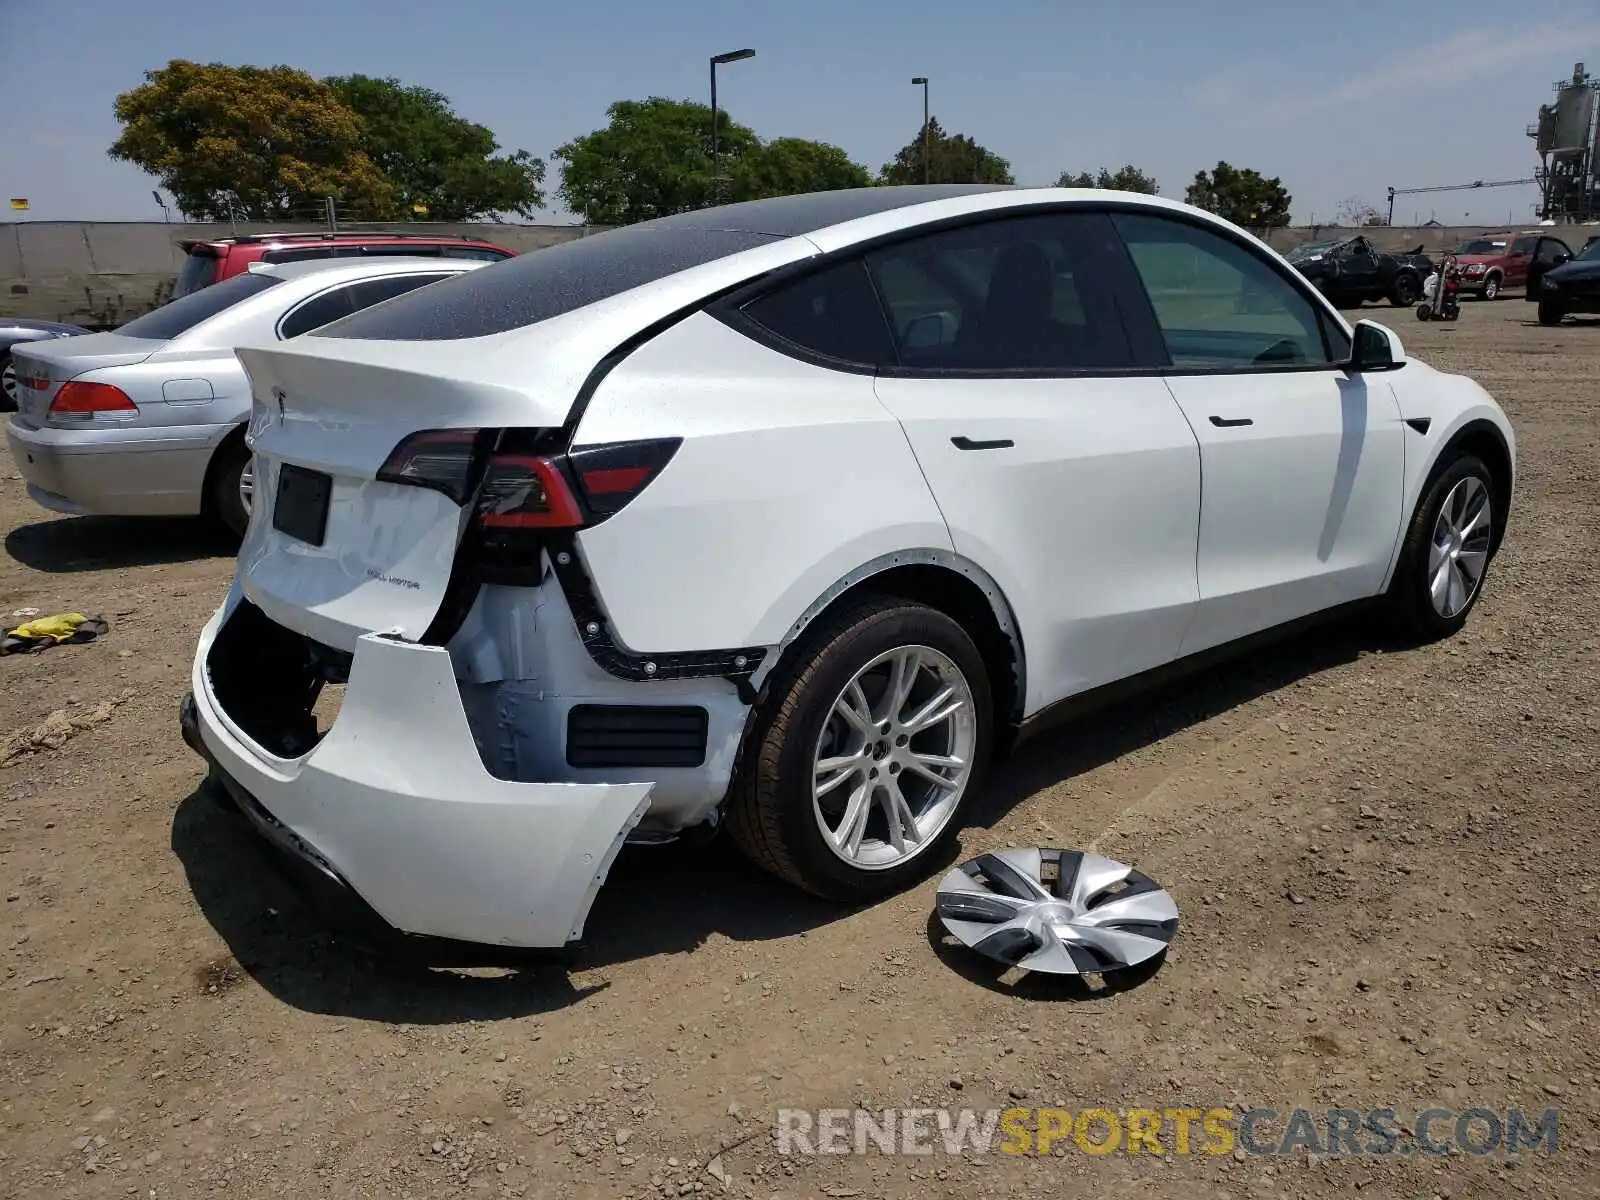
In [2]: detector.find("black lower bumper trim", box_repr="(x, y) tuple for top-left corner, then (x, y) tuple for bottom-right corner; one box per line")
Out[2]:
(177, 691), (579, 968)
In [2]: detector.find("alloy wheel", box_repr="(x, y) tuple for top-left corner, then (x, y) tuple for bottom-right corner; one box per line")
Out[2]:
(811, 645), (977, 870)
(1, 363), (18, 409)
(238, 462), (254, 515)
(1429, 475), (1492, 619)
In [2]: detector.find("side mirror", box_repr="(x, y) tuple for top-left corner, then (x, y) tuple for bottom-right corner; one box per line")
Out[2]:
(1349, 319), (1404, 372)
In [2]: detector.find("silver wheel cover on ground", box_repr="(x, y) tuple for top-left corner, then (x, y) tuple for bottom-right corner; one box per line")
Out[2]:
(937, 848), (1179, 975)
(1429, 475), (1492, 619)
(812, 644), (977, 870)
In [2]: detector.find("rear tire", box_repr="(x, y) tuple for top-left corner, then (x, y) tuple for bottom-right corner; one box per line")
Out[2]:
(1390, 273), (1420, 306)
(1537, 298), (1566, 326)
(207, 437), (251, 539)
(1387, 454), (1496, 641)
(726, 597), (993, 902)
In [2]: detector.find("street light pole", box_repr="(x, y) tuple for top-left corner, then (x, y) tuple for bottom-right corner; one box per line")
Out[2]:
(710, 48), (756, 205)
(911, 77), (930, 184)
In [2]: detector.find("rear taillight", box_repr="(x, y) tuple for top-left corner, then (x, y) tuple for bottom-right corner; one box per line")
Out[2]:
(21, 374), (50, 391)
(49, 382), (137, 418)
(377, 428), (483, 503)
(377, 429), (681, 582)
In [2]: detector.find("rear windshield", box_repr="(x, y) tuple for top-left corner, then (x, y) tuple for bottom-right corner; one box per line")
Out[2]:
(313, 224), (780, 341)
(173, 250), (220, 299)
(117, 271), (284, 341)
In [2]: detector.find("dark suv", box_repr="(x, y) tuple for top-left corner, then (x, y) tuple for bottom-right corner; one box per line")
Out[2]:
(173, 232), (516, 298)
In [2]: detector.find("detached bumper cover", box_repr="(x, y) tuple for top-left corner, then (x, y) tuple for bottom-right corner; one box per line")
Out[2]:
(185, 610), (652, 952)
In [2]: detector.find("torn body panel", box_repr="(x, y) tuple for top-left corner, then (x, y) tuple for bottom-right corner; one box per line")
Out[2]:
(192, 596), (652, 949)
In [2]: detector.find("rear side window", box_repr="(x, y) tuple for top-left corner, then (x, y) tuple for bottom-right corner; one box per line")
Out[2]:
(864, 211), (1134, 371)
(261, 246), (362, 265)
(173, 251), (220, 299)
(739, 259), (895, 366)
(280, 273), (454, 339)
(312, 224), (781, 341)
(117, 271), (284, 340)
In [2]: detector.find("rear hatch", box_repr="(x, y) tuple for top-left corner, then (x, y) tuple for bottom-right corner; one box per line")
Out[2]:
(8, 334), (159, 428)
(235, 337), (586, 653)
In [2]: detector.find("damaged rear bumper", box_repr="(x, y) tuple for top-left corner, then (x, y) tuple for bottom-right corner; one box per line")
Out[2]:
(182, 605), (652, 958)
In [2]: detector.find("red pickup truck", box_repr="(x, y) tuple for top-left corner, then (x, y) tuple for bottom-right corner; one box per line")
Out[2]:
(1449, 230), (1574, 300)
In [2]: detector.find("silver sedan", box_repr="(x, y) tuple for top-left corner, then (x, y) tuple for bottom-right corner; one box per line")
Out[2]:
(6, 256), (485, 535)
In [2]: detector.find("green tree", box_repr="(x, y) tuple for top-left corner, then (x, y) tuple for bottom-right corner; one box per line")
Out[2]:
(109, 60), (392, 221)
(733, 137), (872, 199)
(879, 118), (1013, 185)
(1184, 161), (1292, 228)
(555, 97), (760, 225)
(1055, 165), (1159, 194)
(325, 75), (545, 220)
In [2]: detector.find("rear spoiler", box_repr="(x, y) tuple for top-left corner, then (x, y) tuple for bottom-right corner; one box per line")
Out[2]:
(178, 240), (221, 256)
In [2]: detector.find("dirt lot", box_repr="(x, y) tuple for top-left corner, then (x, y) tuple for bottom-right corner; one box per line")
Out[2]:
(2, 298), (1597, 1200)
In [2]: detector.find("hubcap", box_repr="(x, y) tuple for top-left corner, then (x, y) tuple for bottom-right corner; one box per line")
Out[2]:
(936, 848), (1179, 975)
(1429, 475), (1492, 619)
(238, 462), (254, 515)
(812, 645), (977, 870)
(1, 363), (18, 408)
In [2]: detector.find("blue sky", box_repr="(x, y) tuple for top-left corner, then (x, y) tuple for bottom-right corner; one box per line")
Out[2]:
(2, 0), (1595, 225)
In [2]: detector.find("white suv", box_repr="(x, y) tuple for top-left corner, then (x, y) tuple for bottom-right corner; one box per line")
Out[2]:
(181, 185), (1514, 957)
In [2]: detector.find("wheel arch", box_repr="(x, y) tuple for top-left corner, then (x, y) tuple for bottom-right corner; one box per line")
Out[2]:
(199, 422), (249, 520)
(758, 551), (1027, 734)
(1417, 418), (1514, 556)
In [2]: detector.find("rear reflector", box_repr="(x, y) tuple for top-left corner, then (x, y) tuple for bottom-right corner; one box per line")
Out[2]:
(49, 381), (137, 416)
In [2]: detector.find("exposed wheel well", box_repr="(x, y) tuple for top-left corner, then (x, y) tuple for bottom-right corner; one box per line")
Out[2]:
(1441, 422), (1512, 554)
(200, 423), (248, 518)
(772, 563), (1024, 743)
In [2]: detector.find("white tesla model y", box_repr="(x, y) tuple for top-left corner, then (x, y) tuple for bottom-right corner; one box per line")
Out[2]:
(181, 186), (1514, 956)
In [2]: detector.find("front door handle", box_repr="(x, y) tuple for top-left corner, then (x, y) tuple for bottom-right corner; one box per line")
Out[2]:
(1208, 416), (1253, 428)
(951, 436), (1015, 450)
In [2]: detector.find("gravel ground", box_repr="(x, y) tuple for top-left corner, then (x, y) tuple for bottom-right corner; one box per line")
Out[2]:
(1, 297), (1597, 1199)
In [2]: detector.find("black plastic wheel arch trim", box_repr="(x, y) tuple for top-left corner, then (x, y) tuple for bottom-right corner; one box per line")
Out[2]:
(545, 532), (767, 684)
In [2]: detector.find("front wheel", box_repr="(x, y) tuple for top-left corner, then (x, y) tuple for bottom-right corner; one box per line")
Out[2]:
(1390, 273), (1421, 306)
(1415, 302), (1432, 322)
(726, 597), (993, 901)
(1538, 297), (1566, 326)
(0, 354), (18, 413)
(1388, 454), (1496, 641)
(1481, 274), (1502, 301)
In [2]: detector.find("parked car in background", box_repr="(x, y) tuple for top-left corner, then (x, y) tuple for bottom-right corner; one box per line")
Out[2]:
(172, 231), (515, 298)
(1534, 235), (1600, 324)
(2, 318), (90, 412)
(7, 257), (486, 536)
(1284, 235), (1431, 307)
(179, 185), (1514, 958)
(1450, 231), (1572, 300)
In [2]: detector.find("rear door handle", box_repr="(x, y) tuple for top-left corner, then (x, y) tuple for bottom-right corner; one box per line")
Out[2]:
(951, 436), (1015, 451)
(1208, 416), (1253, 428)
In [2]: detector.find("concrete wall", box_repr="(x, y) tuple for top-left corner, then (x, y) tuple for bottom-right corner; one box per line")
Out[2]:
(0, 221), (597, 326)
(6, 219), (1599, 327)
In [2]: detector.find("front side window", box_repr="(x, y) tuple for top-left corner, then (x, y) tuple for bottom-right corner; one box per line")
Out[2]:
(1536, 238), (1570, 263)
(738, 259), (895, 366)
(1113, 212), (1340, 369)
(863, 212), (1134, 371)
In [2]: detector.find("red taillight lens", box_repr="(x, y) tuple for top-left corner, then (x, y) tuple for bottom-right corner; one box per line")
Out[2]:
(567, 438), (682, 518)
(49, 381), (137, 416)
(478, 454), (586, 529)
(21, 374), (50, 391)
(377, 428), (482, 503)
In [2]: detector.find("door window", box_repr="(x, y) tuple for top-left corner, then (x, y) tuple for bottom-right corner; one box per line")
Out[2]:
(1112, 212), (1345, 370)
(1536, 238), (1570, 263)
(863, 212), (1135, 371)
